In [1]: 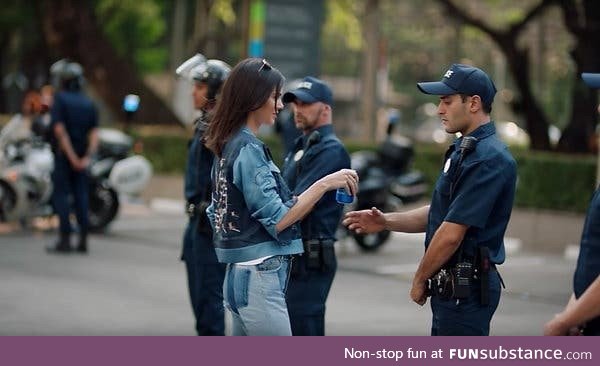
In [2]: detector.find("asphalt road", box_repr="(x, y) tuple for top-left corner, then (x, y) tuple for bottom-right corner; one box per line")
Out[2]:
(0, 200), (574, 335)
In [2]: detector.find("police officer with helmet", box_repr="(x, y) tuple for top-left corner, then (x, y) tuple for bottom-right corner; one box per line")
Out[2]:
(46, 59), (98, 254)
(544, 72), (600, 336)
(176, 54), (230, 335)
(281, 76), (351, 335)
(345, 64), (517, 335)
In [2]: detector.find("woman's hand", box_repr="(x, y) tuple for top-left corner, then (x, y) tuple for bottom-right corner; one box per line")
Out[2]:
(320, 168), (358, 195)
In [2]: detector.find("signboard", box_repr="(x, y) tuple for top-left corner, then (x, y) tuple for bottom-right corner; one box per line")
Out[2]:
(250, 0), (324, 80)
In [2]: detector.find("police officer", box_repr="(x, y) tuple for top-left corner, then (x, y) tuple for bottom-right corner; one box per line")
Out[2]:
(176, 54), (230, 335)
(281, 76), (351, 336)
(47, 60), (98, 254)
(275, 80), (303, 159)
(345, 64), (517, 336)
(544, 72), (600, 336)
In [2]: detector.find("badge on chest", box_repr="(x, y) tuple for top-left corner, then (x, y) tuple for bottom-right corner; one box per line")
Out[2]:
(443, 158), (452, 174)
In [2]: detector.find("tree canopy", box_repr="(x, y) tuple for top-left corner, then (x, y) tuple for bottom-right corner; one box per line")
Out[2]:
(1, 0), (598, 152)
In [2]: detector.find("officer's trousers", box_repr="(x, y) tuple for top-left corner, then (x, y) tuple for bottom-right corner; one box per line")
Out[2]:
(430, 270), (501, 336)
(52, 155), (89, 235)
(286, 248), (337, 336)
(182, 218), (225, 336)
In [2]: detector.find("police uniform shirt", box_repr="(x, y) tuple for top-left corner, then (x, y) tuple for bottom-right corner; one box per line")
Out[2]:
(50, 90), (98, 157)
(426, 122), (517, 264)
(182, 117), (218, 264)
(281, 124), (351, 240)
(573, 188), (600, 299)
(184, 120), (213, 203)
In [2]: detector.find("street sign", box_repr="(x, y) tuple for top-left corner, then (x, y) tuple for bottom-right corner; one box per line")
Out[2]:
(252, 0), (324, 80)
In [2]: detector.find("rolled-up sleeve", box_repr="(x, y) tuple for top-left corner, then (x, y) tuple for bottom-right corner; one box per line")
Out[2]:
(233, 143), (291, 239)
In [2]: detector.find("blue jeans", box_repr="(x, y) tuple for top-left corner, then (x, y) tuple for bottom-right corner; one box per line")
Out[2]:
(430, 270), (501, 336)
(224, 256), (292, 336)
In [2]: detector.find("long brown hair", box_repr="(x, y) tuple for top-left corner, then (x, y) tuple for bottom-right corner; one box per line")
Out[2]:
(204, 58), (284, 156)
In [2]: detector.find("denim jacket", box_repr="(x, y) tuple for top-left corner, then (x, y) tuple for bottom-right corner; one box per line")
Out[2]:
(206, 127), (303, 263)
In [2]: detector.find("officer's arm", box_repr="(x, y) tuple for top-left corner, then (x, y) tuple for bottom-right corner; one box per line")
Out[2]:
(383, 205), (430, 233)
(78, 127), (99, 170)
(53, 122), (81, 168)
(544, 275), (600, 335)
(85, 128), (99, 159)
(413, 221), (468, 285)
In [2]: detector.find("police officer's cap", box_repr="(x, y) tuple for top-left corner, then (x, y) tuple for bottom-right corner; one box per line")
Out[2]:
(417, 64), (497, 108)
(282, 76), (333, 106)
(582, 73), (600, 89)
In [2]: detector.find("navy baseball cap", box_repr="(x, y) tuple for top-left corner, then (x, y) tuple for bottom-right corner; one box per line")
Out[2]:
(417, 64), (497, 107)
(582, 73), (600, 89)
(282, 76), (333, 105)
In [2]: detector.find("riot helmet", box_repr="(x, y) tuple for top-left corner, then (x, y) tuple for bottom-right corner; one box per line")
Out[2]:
(176, 54), (230, 102)
(50, 59), (84, 91)
(190, 59), (231, 101)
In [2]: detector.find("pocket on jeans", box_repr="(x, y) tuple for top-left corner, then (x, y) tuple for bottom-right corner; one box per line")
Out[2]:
(228, 267), (250, 309)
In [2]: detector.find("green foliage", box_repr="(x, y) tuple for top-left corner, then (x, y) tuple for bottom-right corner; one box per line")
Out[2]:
(95, 0), (167, 73)
(513, 151), (596, 212)
(138, 130), (597, 213)
(414, 144), (597, 213)
(0, 1), (30, 30)
(323, 0), (363, 51)
(211, 0), (236, 26)
(139, 133), (188, 174)
(321, 0), (363, 76)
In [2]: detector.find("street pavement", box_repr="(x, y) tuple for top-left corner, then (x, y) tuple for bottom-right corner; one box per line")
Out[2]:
(0, 198), (574, 336)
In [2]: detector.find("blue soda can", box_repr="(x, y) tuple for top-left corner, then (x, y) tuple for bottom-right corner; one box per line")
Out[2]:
(336, 188), (354, 204)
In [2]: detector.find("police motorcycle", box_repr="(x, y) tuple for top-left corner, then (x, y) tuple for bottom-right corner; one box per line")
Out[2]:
(0, 114), (54, 224)
(0, 96), (152, 231)
(343, 116), (428, 252)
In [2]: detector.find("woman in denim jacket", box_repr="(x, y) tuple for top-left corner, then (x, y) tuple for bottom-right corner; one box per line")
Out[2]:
(205, 58), (358, 336)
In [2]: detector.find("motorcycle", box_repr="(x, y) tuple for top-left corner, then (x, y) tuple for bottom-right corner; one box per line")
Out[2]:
(0, 115), (152, 232)
(342, 123), (428, 252)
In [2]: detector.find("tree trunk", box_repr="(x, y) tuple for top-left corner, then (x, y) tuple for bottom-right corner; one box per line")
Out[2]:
(361, 0), (379, 142)
(169, 0), (188, 72)
(39, 0), (183, 126)
(556, 0), (600, 153)
(502, 42), (551, 150)
(436, 0), (554, 151)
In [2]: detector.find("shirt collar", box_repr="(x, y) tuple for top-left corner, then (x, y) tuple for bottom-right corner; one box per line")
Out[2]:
(454, 121), (495, 148)
(301, 124), (333, 143)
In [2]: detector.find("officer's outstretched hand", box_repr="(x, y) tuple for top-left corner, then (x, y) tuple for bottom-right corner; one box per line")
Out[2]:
(410, 280), (428, 306)
(343, 207), (385, 234)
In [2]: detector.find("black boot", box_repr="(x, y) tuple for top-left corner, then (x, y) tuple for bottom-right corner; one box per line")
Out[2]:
(76, 234), (88, 254)
(46, 232), (72, 253)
